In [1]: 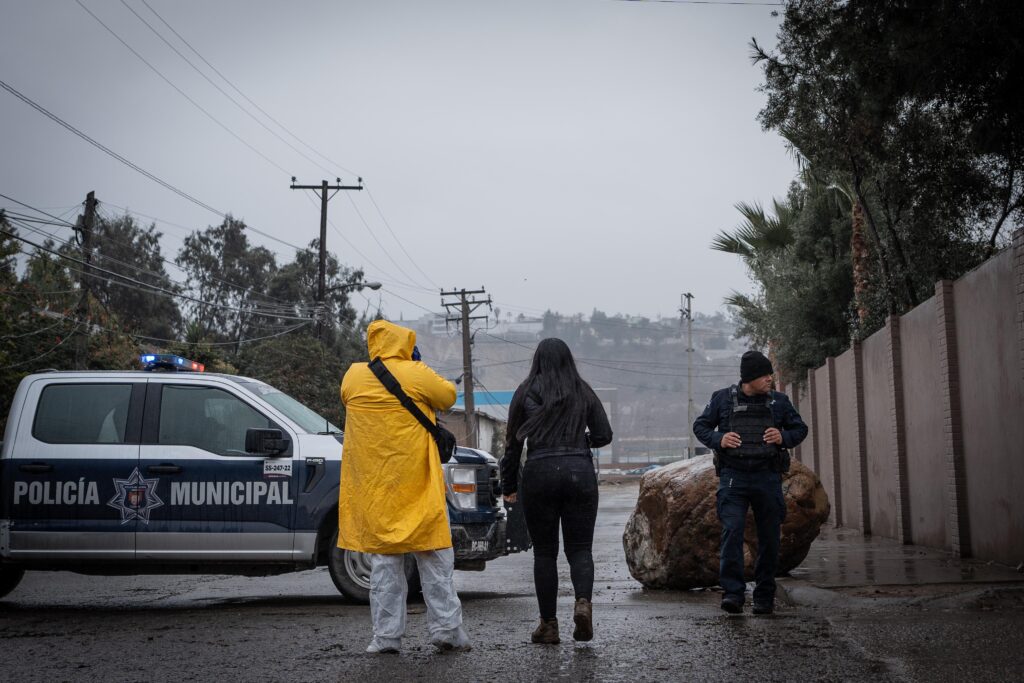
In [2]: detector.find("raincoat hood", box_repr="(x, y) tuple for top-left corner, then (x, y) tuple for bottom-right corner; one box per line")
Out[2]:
(367, 320), (416, 361)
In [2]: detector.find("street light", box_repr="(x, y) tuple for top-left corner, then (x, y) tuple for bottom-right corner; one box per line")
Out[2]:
(325, 281), (382, 293)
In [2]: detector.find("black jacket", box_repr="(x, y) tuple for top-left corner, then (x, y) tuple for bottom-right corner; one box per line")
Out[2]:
(500, 383), (612, 495)
(692, 386), (808, 452)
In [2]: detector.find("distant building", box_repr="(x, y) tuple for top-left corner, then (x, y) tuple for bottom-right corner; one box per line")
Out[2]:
(487, 316), (543, 340)
(445, 408), (505, 456)
(452, 387), (618, 460)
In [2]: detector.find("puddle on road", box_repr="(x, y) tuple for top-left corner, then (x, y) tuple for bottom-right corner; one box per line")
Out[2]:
(791, 527), (1023, 588)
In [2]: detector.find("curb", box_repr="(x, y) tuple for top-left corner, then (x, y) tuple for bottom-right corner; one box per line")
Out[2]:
(777, 578), (853, 608)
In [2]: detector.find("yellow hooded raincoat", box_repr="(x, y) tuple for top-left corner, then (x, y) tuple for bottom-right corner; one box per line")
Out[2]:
(337, 320), (457, 554)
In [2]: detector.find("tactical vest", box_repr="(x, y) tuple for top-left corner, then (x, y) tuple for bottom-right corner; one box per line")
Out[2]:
(721, 385), (778, 460)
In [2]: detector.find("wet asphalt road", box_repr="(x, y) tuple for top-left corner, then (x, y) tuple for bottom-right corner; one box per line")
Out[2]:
(1, 483), (1022, 682)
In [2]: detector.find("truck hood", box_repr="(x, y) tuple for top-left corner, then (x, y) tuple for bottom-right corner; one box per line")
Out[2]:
(452, 447), (497, 466)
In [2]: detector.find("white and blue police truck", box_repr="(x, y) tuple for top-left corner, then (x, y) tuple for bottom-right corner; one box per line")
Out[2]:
(0, 355), (528, 603)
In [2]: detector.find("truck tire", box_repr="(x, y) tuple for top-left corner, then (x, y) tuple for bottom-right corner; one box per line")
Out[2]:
(327, 532), (420, 604)
(0, 567), (25, 600)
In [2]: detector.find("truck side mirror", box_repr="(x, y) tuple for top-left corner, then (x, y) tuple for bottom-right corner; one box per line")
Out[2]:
(245, 428), (291, 456)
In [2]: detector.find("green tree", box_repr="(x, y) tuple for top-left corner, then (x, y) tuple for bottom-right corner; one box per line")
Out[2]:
(91, 213), (182, 340)
(715, 181), (854, 383)
(723, 0), (1024, 380)
(235, 333), (359, 427)
(751, 0), (1015, 313)
(266, 238), (364, 353)
(175, 216), (278, 344)
(0, 223), (136, 430)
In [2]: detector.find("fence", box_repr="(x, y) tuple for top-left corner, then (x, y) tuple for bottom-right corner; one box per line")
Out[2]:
(778, 228), (1024, 566)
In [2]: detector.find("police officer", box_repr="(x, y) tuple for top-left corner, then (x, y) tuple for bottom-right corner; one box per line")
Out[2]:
(692, 350), (808, 615)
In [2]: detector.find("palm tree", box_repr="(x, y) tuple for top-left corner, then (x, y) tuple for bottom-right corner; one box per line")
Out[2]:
(710, 199), (795, 263)
(711, 198), (798, 375)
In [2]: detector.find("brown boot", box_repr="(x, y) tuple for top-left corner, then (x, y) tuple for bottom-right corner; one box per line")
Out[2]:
(531, 618), (560, 644)
(573, 598), (593, 642)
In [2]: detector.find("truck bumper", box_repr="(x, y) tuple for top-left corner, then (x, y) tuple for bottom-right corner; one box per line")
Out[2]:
(451, 518), (507, 566)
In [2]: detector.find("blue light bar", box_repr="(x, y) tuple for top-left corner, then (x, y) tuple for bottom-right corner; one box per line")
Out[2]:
(139, 354), (205, 372)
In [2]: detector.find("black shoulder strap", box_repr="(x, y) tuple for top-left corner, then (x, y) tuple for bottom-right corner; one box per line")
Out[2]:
(368, 357), (440, 438)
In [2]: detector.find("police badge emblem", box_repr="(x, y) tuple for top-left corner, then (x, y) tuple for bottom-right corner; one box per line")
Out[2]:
(107, 468), (164, 524)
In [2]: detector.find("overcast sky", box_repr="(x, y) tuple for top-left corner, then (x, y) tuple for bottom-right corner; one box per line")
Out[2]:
(1, 0), (792, 322)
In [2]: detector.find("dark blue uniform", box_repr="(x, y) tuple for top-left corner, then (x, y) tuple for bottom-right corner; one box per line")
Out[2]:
(693, 386), (807, 608)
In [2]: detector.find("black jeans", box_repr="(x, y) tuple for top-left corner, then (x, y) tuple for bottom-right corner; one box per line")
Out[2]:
(521, 454), (599, 619)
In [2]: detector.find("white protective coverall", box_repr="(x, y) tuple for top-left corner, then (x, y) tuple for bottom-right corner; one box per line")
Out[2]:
(340, 320), (469, 652)
(368, 548), (469, 652)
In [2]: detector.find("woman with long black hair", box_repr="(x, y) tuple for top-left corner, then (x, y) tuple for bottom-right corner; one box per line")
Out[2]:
(501, 337), (613, 644)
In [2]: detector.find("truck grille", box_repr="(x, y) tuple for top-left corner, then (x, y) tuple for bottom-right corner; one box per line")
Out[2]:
(476, 464), (500, 508)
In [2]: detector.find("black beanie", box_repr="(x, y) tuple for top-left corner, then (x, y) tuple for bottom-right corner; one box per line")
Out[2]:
(740, 350), (773, 384)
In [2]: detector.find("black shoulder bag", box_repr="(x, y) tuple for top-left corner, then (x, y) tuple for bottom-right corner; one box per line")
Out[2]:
(368, 356), (458, 464)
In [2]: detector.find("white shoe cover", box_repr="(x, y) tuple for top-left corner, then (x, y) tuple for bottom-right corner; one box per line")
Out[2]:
(430, 625), (472, 652)
(365, 637), (401, 654)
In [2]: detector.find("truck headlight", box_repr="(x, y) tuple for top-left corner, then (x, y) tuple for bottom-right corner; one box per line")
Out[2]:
(445, 465), (477, 510)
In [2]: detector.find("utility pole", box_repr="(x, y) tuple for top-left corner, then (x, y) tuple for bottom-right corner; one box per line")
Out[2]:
(681, 292), (694, 458)
(73, 191), (98, 370)
(289, 177), (363, 337)
(440, 287), (492, 448)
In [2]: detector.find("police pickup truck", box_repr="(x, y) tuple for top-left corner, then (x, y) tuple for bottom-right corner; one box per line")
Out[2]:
(0, 355), (527, 603)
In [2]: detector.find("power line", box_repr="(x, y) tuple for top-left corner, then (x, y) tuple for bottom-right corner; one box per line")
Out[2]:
(4, 196), (312, 310)
(478, 331), (737, 379)
(575, 356), (736, 368)
(481, 331), (534, 351)
(0, 78), (311, 256)
(96, 200), (323, 278)
(99, 201), (199, 239)
(379, 286), (437, 316)
(572, 357), (736, 378)
(0, 79), (217, 220)
(6, 197), (380, 327)
(79, 314), (313, 346)
(1, 228), (318, 322)
(302, 192), (431, 294)
(137, 0), (359, 178)
(119, 0), (344, 180)
(364, 188), (441, 290)
(0, 321), (83, 371)
(346, 192), (432, 291)
(614, 0), (782, 5)
(470, 377), (509, 421)
(474, 357), (532, 369)
(0, 193), (77, 227)
(11, 212), (312, 314)
(0, 317), (66, 341)
(75, 0), (291, 176)
(7, 293), (312, 347)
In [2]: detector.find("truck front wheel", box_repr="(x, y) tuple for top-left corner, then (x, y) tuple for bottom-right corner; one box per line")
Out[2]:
(327, 532), (419, 603)
(0, 566), (25, 600)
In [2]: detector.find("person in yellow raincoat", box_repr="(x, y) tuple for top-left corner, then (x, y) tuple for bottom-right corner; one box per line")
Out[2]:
(339, 320), (470, 654)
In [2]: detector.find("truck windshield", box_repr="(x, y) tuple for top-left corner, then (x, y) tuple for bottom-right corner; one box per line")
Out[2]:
(233, 380), (340, 434)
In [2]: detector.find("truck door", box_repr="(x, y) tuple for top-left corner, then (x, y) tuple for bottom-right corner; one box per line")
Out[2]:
(4, 379), (144, 560)
(136, 382), (296, 561)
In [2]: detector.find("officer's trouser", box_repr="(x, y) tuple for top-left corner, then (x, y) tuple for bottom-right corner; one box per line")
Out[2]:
(368, 547), (468, 649)
(716, 468), (786, 603)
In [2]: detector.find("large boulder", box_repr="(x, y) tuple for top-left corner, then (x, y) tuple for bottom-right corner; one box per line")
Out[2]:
(623, 455), (830, 589)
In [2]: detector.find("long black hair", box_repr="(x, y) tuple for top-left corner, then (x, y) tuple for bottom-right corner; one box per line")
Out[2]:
(516, 337), (593, 443)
